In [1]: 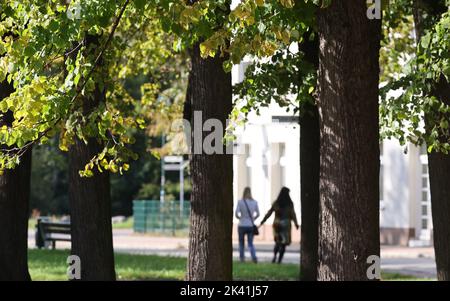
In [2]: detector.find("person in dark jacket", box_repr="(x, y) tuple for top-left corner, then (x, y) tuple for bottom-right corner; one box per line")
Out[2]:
(260, 187), (299, 264)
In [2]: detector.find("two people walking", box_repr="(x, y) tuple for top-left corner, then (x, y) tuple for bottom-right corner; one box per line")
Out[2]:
(235, 186), (299, 264)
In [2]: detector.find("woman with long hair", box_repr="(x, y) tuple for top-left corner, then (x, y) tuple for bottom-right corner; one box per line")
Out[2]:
(235, 187), (260, 263)
(260, 187), (299, 264)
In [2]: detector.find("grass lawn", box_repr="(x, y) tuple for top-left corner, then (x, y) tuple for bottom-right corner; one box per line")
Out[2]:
(112, 218), (134, 229)
(29, 249), (299, 281)
(28, 249), (422, 281)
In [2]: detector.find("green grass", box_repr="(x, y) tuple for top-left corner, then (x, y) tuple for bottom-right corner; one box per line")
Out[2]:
(29, 249), (425, 281)
(381, 272), (431, 281)
(112, 218), (134, 229)
(28, 249), (300, 281)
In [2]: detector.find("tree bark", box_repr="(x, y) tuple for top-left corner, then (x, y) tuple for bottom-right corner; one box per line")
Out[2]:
(299, 36), (320, 281)
(69, 138), (115, 281)
(413, 0), (450, 281)
(68, 36), (116, 281)
(317, 1), (381, 280)
(300, 104), (320, 281)
(428, 149), (450, 281)
(0, 81), (32, 281)
(185, 44), (233, 280)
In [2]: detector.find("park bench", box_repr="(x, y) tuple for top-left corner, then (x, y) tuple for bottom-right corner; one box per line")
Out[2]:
(35, 218), (71, 250)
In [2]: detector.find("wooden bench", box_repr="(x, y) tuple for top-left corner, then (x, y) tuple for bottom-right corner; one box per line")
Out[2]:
(35, 218), (71, 249)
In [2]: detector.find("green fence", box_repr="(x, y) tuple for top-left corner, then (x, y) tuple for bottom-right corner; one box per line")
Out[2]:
(133, 200), (190, 235)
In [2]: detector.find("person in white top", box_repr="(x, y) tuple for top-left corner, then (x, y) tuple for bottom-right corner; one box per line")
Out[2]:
(235, 187), (260, 263)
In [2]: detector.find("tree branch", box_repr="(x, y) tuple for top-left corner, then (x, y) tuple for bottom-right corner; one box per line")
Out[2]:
(1, 0), (131, 163)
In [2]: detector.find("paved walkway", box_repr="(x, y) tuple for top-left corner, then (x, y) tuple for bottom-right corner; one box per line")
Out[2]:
(29, 229), (437, 279)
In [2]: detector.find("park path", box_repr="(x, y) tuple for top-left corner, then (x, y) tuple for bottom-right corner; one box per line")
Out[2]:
(28, 229), (437, 279)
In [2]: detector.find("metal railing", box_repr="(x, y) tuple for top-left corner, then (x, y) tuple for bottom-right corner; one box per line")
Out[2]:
(133, 200), (190, 235)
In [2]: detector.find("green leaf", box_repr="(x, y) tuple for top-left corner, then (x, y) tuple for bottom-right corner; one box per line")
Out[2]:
(133, 0), (146, 10)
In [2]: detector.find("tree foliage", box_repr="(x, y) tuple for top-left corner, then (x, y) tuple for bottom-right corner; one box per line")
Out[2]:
(0, 0), (184, 176)
(380, 1), (450, 151)
(0, 0), (317, 175)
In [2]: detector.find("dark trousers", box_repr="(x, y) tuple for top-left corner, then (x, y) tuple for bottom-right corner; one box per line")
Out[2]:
(238, 226), (257, 261)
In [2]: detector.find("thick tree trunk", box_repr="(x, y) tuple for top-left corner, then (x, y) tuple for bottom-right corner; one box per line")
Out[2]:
(413, 0), (450, 281)
(317, 1), (381, 280)
(185, 44), (233, 280)
(0, 81), (32, 281)
(300, 104), (320, 281)
(428, 150), (450, 280)
(68, 36), (115, 281)
(69, 137), (115, 281)
(299, 36), (320, 281)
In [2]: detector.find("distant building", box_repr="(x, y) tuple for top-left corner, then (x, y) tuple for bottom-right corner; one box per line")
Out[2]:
(231, 63), (433, 246)
(380, 141), (432, 246)
(232, 101), (301, 243)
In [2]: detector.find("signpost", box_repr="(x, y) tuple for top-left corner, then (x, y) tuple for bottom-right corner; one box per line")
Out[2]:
(162, 156), (189, 217)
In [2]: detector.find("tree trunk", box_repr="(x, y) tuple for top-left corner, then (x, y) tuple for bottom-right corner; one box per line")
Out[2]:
(300, 104), (320, 281)
(428, 150), (450, 280)
(185, 44), (233, 280)
(413, 0), (450, 281)
(69, 138), (115, 281)
(0, 81), (32, 281)
(317, 1), (381, 280)
(68, 36), (116, 281)
(299, 36), (320, 281)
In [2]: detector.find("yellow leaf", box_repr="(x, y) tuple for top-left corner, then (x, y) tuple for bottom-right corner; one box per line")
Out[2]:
(279, 0), (295, 8)
(34, 82), (45, 94)
(255, 0), (265, 6)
